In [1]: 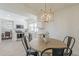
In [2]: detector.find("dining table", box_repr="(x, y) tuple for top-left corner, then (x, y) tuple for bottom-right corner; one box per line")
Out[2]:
(30, 37), (67, 52)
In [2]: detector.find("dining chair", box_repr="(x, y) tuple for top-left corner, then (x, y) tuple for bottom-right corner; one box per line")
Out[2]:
(21, 36), (38, 56)
(63, 36), (75, 56)
(41, 48), (72, 56)
(28, 33), (32, 42)
(63, 36), (75, 50)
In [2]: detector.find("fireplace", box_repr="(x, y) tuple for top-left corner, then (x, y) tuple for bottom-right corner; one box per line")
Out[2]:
(17, 33), (24, 38)
(16, 30), (24, 39)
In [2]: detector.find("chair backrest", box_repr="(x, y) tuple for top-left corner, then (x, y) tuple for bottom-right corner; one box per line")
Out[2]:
(41, 48), (65, 56)
(28, 33), (32, 42)
(21, 36), (29, 50)
(63, 36), (75, 49)
(41, 48), (72, 56)
(53, 48), (64, 56)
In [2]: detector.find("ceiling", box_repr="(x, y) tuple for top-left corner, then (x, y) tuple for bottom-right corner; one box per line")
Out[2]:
(0, 3), (78, 16)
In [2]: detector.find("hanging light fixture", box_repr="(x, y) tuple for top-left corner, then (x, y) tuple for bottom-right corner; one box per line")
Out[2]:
(40, 3), (54, 23)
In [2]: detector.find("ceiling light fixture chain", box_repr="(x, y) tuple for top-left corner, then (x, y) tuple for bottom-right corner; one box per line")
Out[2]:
(40, 0), (53, 24)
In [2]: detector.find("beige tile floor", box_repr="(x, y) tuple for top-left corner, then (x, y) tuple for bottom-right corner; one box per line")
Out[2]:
(0, 40), (26, 56)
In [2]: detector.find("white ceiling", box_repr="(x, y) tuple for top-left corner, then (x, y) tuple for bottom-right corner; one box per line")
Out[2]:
(0, 3), (78, 16)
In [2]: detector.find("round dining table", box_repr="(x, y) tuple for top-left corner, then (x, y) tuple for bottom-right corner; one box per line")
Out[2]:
(30, 37), (67, 52)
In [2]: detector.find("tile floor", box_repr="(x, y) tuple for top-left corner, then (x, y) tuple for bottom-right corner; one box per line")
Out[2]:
(0, 40), (26, 56)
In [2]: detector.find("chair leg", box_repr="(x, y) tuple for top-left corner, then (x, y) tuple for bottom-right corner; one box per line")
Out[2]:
(26, 51), (29, 56)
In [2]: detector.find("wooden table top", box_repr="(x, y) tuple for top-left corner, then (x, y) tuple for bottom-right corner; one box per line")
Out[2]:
(30, 38), (67, 52)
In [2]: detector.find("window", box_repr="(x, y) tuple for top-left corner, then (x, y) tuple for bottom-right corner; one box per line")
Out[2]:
(29, 23), (38, 32)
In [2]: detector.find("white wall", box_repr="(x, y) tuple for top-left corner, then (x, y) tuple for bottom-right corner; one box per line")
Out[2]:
(45, 5), (79, 55)
(0, 10), (27, 29)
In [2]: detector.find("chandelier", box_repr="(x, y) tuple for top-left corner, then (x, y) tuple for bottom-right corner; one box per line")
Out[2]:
(40, 3), (53, 23)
